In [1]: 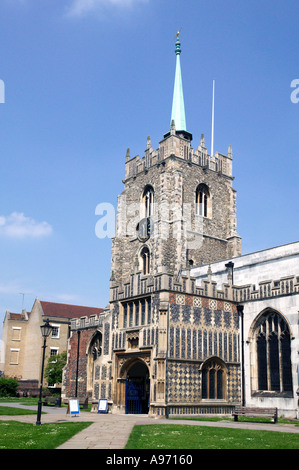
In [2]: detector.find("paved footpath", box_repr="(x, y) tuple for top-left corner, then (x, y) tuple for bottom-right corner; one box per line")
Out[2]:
(0, 403), (299, 449)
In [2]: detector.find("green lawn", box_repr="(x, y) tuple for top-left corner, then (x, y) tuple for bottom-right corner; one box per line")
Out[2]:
(125, 424), (299, 450)
(0, 397), (39, 405)
(0, 420), (92, 449)
(0, 405), (38, 415)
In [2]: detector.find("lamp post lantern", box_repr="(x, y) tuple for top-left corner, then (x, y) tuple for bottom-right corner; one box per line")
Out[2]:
(36, 319), (53, 425)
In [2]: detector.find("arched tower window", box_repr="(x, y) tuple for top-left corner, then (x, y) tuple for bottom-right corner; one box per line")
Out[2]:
(142, 185), (154, 218)
(196, 184), (211, 218)
(201, 358), (227, 400)
(140, 246), (150, 275)
(253, 310), (293, 393)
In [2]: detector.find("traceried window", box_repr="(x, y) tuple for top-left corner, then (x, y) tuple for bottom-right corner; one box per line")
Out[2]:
(196, 184), (211, 218)
(142, 185), (154, 218)
(122, 297), (151, 329)
(201, 358), (226, 400)
(254, 310), (292, 393)
(90, 332), (102, 360)
(140, 246), (150, 275)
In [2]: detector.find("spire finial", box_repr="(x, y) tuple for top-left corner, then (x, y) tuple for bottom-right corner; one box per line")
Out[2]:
(174, 29), (181, 55)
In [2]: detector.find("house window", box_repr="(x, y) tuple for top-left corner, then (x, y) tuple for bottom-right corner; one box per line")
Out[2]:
(140, 246), (150, 275)
(196, 184), (211, 218)
(201, 358), (226, 400)
(50, 348), (59, 357)
(142, 185), (154, 218)
(10, 349), (20, 364)
(51, 325), (60, 338)
(12, 327), (21, 341)
(254, 310), (292, 393)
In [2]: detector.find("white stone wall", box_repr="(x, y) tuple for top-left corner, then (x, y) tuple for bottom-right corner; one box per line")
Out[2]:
(191, 241), (299, 417)
(243, 293), (299, 417)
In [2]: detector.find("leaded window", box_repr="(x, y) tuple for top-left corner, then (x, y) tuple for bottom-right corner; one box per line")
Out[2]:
(254, 310), (292, 393)
(201, 358), (226, 400)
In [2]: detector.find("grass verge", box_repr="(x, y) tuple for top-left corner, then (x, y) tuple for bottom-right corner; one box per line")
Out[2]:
(125, 424), (299, 450)
(0, 420), (92, 449)
(0, 406), (38, 415)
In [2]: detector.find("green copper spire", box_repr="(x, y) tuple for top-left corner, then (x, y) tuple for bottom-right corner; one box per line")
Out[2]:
(171, 33), (187, 132)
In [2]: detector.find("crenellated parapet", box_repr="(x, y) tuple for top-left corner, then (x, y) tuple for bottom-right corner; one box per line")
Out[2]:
(124, 128), (233, 182)
(109, 270), (299, 305)
(70, 308), (109, 331)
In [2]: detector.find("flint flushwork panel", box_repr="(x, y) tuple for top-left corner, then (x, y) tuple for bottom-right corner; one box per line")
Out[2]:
(169, 294), (239, 364)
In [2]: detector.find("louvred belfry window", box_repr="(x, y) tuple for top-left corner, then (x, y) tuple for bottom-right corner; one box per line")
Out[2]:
(143, 186), (154, 218)
(196, 184), (210, 218)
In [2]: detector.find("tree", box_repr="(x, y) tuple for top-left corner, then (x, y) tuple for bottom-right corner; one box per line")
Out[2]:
(45, 351), (67, 386)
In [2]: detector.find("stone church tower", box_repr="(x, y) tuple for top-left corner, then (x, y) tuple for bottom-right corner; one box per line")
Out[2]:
(107, 34), (242, 415)
(111, 36), (241, 290)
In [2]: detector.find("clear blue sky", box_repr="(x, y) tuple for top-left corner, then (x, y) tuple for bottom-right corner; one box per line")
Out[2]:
(0, 0), (298, 339)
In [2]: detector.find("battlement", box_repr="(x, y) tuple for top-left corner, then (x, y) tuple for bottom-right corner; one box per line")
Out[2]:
(109, 270), (299, 305)
(70, 308), (109, 331)
(124, 130), (233, 181)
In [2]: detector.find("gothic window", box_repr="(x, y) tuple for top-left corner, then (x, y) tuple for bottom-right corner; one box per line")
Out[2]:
(87, 331), (103, 392)
(196, 184), (211, 218)
(142, 185), (154, 218)
(140, 246), (150, 275)
(89, 332), (102, 360)
(254, 310), (292, 393)
(201, 358), (226, 400)
(122, 297), (152, 329)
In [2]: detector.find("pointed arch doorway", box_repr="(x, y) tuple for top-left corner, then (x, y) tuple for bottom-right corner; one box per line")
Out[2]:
(125, 360), (150, 414)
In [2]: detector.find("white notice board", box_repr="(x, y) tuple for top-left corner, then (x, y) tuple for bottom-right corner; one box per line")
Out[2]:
(67, 399), (80, 416)
(97, 398), (108, 413)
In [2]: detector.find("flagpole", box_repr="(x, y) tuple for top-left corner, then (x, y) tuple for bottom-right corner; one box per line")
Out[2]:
(211, 79), (215, 156)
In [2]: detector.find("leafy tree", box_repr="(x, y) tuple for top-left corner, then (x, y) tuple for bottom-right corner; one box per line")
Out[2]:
(44, 351), (67, 386)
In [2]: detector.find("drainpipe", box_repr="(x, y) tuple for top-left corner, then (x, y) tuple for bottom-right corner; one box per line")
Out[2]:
(237, 305), (245, 406)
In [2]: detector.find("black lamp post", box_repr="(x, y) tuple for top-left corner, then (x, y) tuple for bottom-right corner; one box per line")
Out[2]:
(36, 319), (53, 425)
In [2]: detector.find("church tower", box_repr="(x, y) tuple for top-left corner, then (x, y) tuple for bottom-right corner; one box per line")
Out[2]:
(108, 34), (242, 416)
(110, 34), (241, 289)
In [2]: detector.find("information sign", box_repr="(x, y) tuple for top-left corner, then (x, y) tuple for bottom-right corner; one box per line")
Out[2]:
(97, 398), (108, 413)
(67, 399), (80, 416)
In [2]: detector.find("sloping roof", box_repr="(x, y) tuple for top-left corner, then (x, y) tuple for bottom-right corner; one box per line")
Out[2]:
(39, 301), (104, 319)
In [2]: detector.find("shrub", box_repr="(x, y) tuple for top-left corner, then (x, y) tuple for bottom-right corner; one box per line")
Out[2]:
(0, 378), (19, 397)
